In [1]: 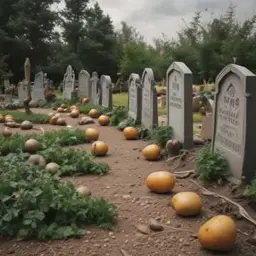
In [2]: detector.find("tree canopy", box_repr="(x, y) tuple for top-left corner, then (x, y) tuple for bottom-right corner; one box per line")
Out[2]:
(0, 2), (256, 84)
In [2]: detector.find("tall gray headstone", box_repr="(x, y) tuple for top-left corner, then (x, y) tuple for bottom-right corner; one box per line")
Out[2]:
(128, 73), (142, 122)
(90, 72), (101, 105)
(166, 62), (193, 149)
(100, 75), (112, 109)
(78, 70), (90, 98)
(63, 65), (75, 99)
(32, 71), (45, 101)
(141, 68), (158, 131)
(212, 64), (256, 184)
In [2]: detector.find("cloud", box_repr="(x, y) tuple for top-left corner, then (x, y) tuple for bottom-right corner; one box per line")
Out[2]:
(56, 0), (256, 44)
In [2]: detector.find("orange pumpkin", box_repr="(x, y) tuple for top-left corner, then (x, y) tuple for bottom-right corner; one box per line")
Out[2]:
(0, 114), (5, 123)
(142, 144), (161, 161)
(82, 97), (89, 104)
(88, 109), (100, 118)
(123, 127), (139, 140)
(146, 171), (176, 193)
(91, 141), (108, 156)
(85, 128), (100, 142)
(98, 115), (110, 126)
(70, 109), (80, 118)
(171, 192), (202, 216)
(56, 117), (66, 126)
(198, 215), (237, 252)
(49, 116), (58, 125)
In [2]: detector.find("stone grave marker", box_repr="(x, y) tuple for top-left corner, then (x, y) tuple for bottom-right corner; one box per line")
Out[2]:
(128, 73), (142, 122)
(166, 61), (193, 149)
(141, 68), (158, 131)
(63, 65), (75, 99)
(212, 64), (256, 184)
(18, 81), (27, 102)
(90, 72), (101, 105)
(201, 114), (213, 140)
(78, 70), (90, 99)
(32, 71), (45, 101)
(100, 75), (112, 109)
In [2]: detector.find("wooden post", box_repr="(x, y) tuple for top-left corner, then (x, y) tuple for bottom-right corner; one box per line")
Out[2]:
(23, 58), (32, 114)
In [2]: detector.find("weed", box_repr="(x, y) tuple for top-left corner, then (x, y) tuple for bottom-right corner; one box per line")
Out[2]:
(195, 146), (231, 182)
(150, 126), (174, 148)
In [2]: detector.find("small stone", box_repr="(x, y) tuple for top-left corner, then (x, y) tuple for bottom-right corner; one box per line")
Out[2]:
(108, 232), (114, 236)
(123, 195), (131, 199)
(135, 224), (151, 234)
(149, 218), (164, 232)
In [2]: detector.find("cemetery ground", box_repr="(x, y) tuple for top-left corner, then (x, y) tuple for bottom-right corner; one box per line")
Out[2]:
(0, 104), (256, 256)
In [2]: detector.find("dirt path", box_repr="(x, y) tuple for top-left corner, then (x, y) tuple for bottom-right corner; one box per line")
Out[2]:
(0, 109), (256, 256)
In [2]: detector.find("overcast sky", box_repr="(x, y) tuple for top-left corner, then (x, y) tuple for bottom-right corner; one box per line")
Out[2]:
(56, 0), (256, 44)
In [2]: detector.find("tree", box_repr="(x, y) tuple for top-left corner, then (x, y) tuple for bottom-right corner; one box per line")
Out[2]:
(8, 0), (60, 71)
(61, 0), (89, 54)
(80, 2), (118, 77)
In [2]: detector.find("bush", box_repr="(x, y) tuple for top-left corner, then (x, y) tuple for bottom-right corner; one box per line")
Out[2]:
(109, 106), (128, 126)
(195, 146), (231, 182)
(0, 154), (117, 240)
(77, 103), (107, 115)
(150, 126), (173, 148)
(0, 111), (50, 124)
(244, 178), (256, 202)
(0, 129), (86, 156)
(40, 146), (110, 176)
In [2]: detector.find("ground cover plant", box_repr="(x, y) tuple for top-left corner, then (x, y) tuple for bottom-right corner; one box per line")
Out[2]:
(0, 129), (86, 156)
(40, 145), (110, 176)
(0, 111), (50, 124)
(0, 154), (117, 240)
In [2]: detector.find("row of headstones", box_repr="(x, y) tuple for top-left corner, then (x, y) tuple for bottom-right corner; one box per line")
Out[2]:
(62, 65), (112, 109)
(128, 61), (256, 185)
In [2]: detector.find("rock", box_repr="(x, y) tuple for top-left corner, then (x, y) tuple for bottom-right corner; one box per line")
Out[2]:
(193, 137), (204, 145)
(135, 224), (151, 234)
(149, 218), (164, 232)
(28, 100), (39, 108)
(27, 154), (46, 167)
(78, 117), (94, 125)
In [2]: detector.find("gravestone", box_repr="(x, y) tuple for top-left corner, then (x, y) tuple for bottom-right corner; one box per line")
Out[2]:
(32, 71), (45, 101)
(141, 68), (158, 131)
(100, 75), (112, 109)
(166, 62), (193, 149)
(212, 64), (256, 184)
(90, 72), (101, 105)
(63, 65), (75, 99)
(128, 73), (142, 122)
(78, 70), (90, 98)
(18, 81), (28, 102)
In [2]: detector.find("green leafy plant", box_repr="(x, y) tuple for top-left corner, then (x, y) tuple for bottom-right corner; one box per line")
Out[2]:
(0, 111), (50, 123)
(0, 129), (86, 156)
(195, 146), (231, 182)
(150, 126), (173, 148)
(40, 146), (110, 176)
(109, 106), (128, 126)
(77, 103), (107, 115)
(244, 178), (256, 202)
(117, 117), (136, 131)
(0, 154), (117, 240)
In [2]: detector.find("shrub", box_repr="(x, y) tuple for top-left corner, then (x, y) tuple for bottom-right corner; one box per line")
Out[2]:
(150, 126), (174, 148)
(0, 154), (117, 240)
(195, 146), (231, 182)
(244, 178), (256, 202)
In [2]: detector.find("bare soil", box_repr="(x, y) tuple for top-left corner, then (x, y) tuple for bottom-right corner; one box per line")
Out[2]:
(0, 108), (256, 256)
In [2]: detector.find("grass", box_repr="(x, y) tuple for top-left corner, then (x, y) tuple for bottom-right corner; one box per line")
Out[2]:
(0, 111), (50, 124)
